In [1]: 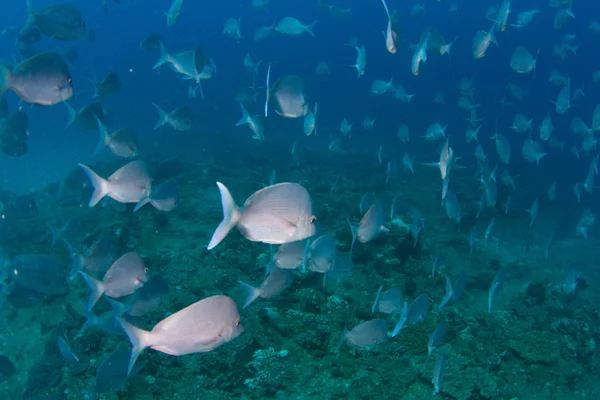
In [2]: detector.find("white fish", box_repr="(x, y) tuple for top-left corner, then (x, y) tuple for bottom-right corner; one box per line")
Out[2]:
(207, 182), (317, 250)
(511, 9), (540, 28)
(223, 17), (242, 40)
(379, 0), (397, 53)
(78, 161), (152, 208)
(119, 295), (244, 375)
(79, 252), (149, 311)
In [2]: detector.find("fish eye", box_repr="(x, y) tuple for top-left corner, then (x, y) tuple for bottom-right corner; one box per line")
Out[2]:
(68, 77), (72, 85)
(235, 318), (240, 326)
(144, 268), (149, 273)
(310, 216), (317, 224)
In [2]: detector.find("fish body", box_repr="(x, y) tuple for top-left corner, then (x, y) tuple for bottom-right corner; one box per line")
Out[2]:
(0, 52), (72, 105)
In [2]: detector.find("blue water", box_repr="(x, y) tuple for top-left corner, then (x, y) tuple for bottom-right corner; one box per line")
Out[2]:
(1, 0), (599, 399)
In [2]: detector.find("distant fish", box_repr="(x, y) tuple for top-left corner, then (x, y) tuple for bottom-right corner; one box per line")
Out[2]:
(140, 33), (161, 51)
(134, 181), (179, 212)
(91, 72), (121, 100)
(64, 236), (116, 280)
(152, 103), (192, 131)
(10, 254), (69, 295)
(275, 17), (316, 37)
(339, 319), (388, 349)
(207, 182), (317, 250)
(274, 239), (309, 270)
(238, 267), (292, 308)
(488, 268), (505, 312)
(348, 200), (389, 252)
(510, 46), (538, 74)
(22, 0), (86, 40)
(95, 119), (139, 158)
(107, 275), (169, 317)
(223, 17), (242, 40)
(78, 160), (152, 208)
(379, 0), (397, 53)
(236, 103), (264, 140)
(350, 45), (367, 79)
(472, 23), (497, 59)
(411, 32), (430, 76)
(307, 234), (337, 275)
(118, 295), (244, 374)
(165, 0), (183, 27)
(79, 252), (149, 311)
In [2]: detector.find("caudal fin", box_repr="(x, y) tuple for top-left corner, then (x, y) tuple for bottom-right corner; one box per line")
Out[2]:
(236, 103), (251, 126)
(20, 0), (36, 36)
(78, 163), (109, 207)
(118, 318), (153, 375)
(94, 118), (110, 154)
(79, 271), (105, 311)
(63, 238), (84, 281)
(306, 21), (317, 37)
(207, 182), (240, 250)
(237, 280), (262, 309)
(0, 64), (9, 94)
(152, 103), (168, 130)
(64, 102), (77, 129)
(152, 42), (170, 70)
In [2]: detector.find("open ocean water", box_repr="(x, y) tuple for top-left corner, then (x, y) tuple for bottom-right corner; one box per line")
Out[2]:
(0, 0), (599, 399)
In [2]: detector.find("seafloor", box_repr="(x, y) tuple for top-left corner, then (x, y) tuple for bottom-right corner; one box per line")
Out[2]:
(0, 148), (598, 400)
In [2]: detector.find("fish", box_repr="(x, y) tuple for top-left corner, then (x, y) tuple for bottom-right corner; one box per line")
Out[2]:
(307, 234), (337, 274)
(275, 17), (316, 37)
(107, 275), (169, 317)
(223, 17), (242, 40)
(422, 137), (452, 179)
(0, 110), (29, 157)
(17, 27), (42, 45)
(380, 0), (397, 53)
(254, 23), (275, 41)
(78, 160), (153, 207)
(152, 103), (192, 131)
(79, 252), (149, 311)
(165, 0), (183, 27)
(65, 102), (108, 130)
(9, 254), (69, 295)
(95, 119), (139, 158)
(135, 181), (178, 212)
(64, 236), (116, 280)
(372, 287), (403, 314)
(411, 32), (430, 75)
(348, 200), (389, 251)
(92, 72), (121, 99)
(510, 46), (538, 74)
(472, 23), (497, 59)
(23, 0), (86, 40)
(269, 75), (309, 118)
(238, 267), (292, 308)
(0, 52), (72, 105)
(339, 319), (389, 348)
(350, 45), (367, 78)
(488, 268), (505, 312)
(303, 102), (318, 136)
(424, 320), (447, 368)
(274, 239), (309, 270)
(140, 33), (161, 51)
(94, 347), (141, 393)
(118, 295), (244, 374)
(432, 353), (447, 396)
(57, 335), (79, 364)
(236, 103), (264, 140)
(511, 9), (540, 28)
(207, 182), (317, 250)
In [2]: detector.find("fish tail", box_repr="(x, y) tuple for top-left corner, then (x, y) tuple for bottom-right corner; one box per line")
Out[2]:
(105, 297), (127, 317)
(207, 182), (241, 250)
(64, 102), (77, 129)
(79, 271), (105, 311)
(264, 63), (271, 117)
(306, 20), (317, 37)
(94, 118), (109, 154)
(237, 280), (261, 309)
(236, 103), (251, 126)
(133, 197), (151, 212)
(21, 0), (36, 35)
(63, 238), (84, 281)
(347, 218), (357, 256)
(47, 223), (59, 246)
(78, 163), (109, 207)
(152, 103), (168, 129)
(118, 318), (152, 375)
(153, 42), (170, 70)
